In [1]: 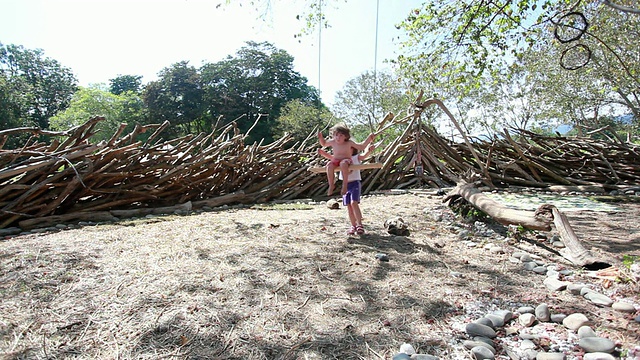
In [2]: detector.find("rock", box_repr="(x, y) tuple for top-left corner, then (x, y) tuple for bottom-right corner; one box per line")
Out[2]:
(492, 309), (513, 323)
(473, 337), (495, 347)
(563, 313), (590, 330)
(550, 313), (566, 323)
(582, 352), (616, 360)
(519, 313), (536, 327)
(578, 337), (615, 353)
(484, 314), (505, 328)
(536, 352), (566, 360)
(577, 325), (597, 338)
(474, 317), (495, 328)
(543, 277), (570, 291)
(567, 283), (588, 295)
(470, 345), (495, 359)
(384, 217), (410, 236)
(375, 253), (390, 262)
(535, 303), (551, 322)
(517, 306), (535, 314)
(465, 323), (497, 338)
(326, 199), (340, 209)
(463, 340), (496, 354)
(399, 343), (416, 355)
(611, 301), (636, 313)
(584, 292), (613, 307)
(524, 262), (538, 271)
(393, 354), (411, 360)
(410, 355), (439, 360)
(533, 266), (548, 274)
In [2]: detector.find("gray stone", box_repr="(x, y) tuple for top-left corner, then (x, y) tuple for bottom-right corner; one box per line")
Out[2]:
(550, 313), (567, 323)
(563, 313), (590, 330)
(524, 261), (538, 270)
(532, 266), (548, 274)
(519, 313), (536, 327)
(543, 277), (570, 291)
(410, 355), (439, 360)
(484, 314), (505, 328)
(535, 303), (551, 322)
(474, 317), (495, 328)
(611, 301), (636, 313)
(463, 340), (496, 354)
(471, 346), (495, 360)
(584, 292), (613, 307)
(578, 337), (615, 353)
(400, 343), (416, 355)
(517, 306), (535, 314)
(492, 309), (513, 323)
(465, 323), (497, 338)
(582, 352), (616, 360)
(473, 337), (495, 347)
(580, 287), (595, 296)
(536, 352), (566, 360)
(567, 283), (588, 295)
(577, 325), (597, 338)
(0, 227), (21, 236)
(393, 354), (411, 360)
(521, 339), (537, 350)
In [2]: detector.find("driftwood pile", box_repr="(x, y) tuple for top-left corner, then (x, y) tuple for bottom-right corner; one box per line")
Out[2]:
(1, 99), (639, 235)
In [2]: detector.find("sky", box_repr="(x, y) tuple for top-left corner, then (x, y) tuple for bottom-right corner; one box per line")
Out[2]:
(2, 0), (423, 107)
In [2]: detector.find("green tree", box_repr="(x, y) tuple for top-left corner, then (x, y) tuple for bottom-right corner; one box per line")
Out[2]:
(200, 41), (320, 143)
(110, 74), (143, 95)
(143, 61), (204, 138)
(273, 99), (332, 144)
(332, 70), (412, 128)
(50, 84), (146, 142)
(0, 43), (77, 131)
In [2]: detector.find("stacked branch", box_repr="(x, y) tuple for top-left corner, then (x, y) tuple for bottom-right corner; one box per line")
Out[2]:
(1, 105), (640, 230)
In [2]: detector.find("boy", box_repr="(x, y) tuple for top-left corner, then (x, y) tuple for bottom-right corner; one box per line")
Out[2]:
(318, 124), (374, 196)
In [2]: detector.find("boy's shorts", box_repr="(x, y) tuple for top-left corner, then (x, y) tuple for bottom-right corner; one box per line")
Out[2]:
(343, 180), (361, 205)
(330, 158), (352, 167)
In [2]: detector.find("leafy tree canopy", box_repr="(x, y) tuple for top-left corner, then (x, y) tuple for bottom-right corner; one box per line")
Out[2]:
(0, 42), (77, 131)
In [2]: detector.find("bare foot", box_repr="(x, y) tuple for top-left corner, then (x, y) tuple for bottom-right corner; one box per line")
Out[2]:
(328, 184), (335, 196)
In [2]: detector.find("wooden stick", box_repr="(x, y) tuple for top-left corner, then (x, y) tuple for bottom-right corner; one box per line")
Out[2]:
(307, 163), (383, 173)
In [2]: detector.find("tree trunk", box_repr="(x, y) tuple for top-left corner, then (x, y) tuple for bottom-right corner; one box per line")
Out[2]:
(445, 181), (612, 268)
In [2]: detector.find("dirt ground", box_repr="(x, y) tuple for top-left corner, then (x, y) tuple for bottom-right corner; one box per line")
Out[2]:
(1, 190), (639, 360)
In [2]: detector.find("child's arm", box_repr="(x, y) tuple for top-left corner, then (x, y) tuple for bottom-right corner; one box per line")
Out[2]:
(318, 132), (328, 147)
(358, 144), (376, 161)
(350, 133), (376, 152)
(317, 148), (333, 160)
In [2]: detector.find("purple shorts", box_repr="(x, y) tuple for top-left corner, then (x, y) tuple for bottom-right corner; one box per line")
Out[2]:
(342, 180), (361, 205)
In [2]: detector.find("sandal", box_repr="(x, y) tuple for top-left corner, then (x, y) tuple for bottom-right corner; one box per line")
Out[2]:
(347, 226), (357, 235)
(355, 225), (365, 235)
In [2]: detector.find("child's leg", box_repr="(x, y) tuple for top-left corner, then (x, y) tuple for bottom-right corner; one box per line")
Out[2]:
(351, 202), (363, 225)
(347, 204), (357, 226)
(339, 160), (350, 195)
(326, 162), (336, 195)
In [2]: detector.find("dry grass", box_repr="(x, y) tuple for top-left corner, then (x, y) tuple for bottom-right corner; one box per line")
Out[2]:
(1, 192), (638, 360)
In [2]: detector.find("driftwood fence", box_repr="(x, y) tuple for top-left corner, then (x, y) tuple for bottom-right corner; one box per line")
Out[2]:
(1, 98), (639, 231)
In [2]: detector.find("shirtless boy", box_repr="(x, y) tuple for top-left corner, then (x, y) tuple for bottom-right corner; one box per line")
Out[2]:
(318, 123), (374, 196)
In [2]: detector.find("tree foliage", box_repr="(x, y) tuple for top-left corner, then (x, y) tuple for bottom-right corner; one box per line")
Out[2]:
(0, 43), (77, 131)
(49, 84), (146, 142)
(144, 41), (321, 143)
(332, 70), (412, 128)
(109, 75), (143, 95)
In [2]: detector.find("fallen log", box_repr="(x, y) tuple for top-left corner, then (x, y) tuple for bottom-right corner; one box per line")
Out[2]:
(19, 211), (118, 230)
(444, 181), (552, 231)
(445, 181), (612, 268)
